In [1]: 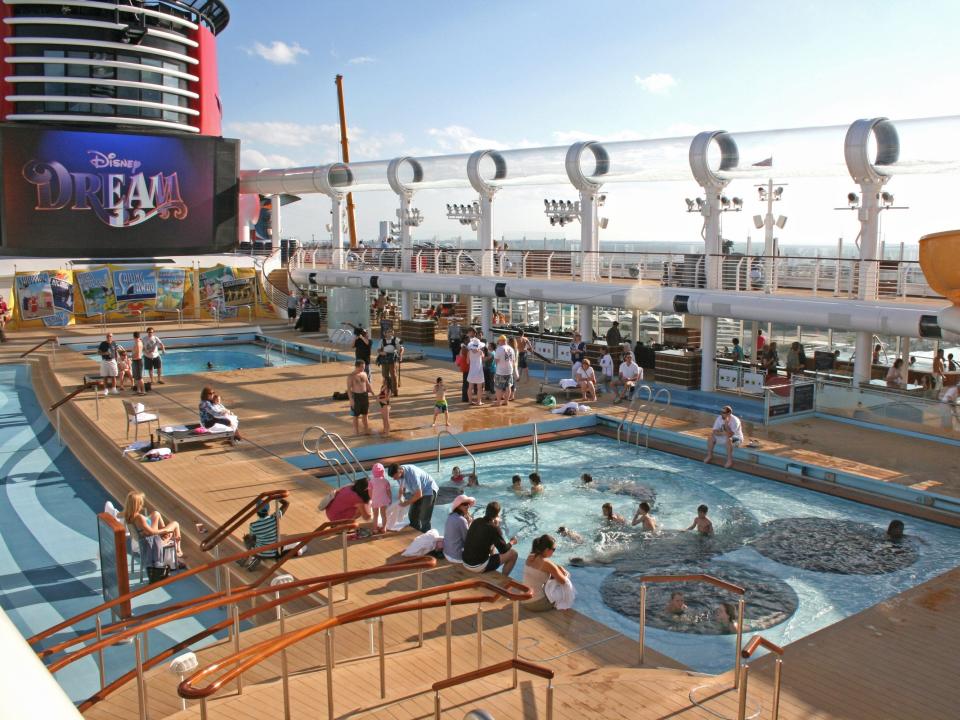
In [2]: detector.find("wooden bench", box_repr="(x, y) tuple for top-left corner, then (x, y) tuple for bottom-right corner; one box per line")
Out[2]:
(538, 381), (581, 400)
(157, 423), (235, 453)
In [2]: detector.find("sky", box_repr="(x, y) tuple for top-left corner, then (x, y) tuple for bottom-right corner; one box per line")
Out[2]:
(218, 1), (960, 249)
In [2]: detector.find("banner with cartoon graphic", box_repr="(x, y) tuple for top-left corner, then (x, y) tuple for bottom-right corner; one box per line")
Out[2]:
(76, 266), (118, 316)
(199, 265), (234, 302)
(222, 277), (256, 307)
(111, 267), (157, 309)
(15, 272), (55, 320)
(155, 268), (186, 312)
(44, 270), (75, 326)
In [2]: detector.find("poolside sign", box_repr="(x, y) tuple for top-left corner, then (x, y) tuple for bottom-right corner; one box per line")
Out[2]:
(112, 267), (157, 305)
(156, 268), (187, 311)
(14, 271), (54, 320)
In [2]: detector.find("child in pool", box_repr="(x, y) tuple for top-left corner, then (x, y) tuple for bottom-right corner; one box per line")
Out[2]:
(466, 473), (479, 487)
(450, 465), (464, 484)
(631, 501), (657, 532)
(512, 474), (524, 494)
(686, 504), (714, 536)
(432, 377), (449, 427)
(602, 503), (625, 525)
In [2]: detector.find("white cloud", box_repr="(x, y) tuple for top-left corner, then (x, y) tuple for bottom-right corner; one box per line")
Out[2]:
(248, 40), (308, 65)
(634, 72), (677, 94)
(348, 56), (375, 65)
(426, 125), (509, 153)
(240, 148), (299, 169)
(227, 121), (340, 148)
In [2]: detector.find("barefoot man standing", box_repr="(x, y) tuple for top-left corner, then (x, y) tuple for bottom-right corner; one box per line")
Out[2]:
(704, 406), (743, 469)
(347, 360), (374, 435)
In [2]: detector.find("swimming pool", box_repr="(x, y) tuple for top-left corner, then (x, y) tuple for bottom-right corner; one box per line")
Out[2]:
(0, 364), (229, 701)
(429, 435), (960, 673)
(158, 343), (315, 375)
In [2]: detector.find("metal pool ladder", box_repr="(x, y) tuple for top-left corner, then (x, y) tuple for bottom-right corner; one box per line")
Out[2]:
(436, 430), (477, 479)
(617, 385), (672, 450)
(264, 339), (288, 366)
(301, 425), (367, 487)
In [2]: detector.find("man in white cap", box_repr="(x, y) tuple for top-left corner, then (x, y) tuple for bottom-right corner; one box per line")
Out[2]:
(442, 493), (476, 563)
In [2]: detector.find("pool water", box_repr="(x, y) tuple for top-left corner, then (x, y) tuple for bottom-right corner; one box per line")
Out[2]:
(99, 343), (316, 377)
(0, 364), (230, 701)
(429, 435), (960, 673)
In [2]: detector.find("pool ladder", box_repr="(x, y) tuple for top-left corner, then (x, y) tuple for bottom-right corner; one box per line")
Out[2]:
(264, 339), (288, 366)
(301, 425), (367, 487)
(436, 430), (478, 479)
(617, 385), (672, 450)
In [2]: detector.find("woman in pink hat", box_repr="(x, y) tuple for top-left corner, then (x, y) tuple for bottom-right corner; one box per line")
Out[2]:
(370, 463), (392, 533)
(442, 494), (476, 563)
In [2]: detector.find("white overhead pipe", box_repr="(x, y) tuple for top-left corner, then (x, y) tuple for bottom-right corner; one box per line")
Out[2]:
(294, 267), (958, 341)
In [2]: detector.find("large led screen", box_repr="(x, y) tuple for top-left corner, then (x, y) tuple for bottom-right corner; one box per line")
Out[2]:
(0, 125), (238, 256)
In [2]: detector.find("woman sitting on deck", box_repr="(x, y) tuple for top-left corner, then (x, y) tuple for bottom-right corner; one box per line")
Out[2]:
(123, 491), (185, 561)
(522, 534), (575, 611)
(199, 385), (243, 441)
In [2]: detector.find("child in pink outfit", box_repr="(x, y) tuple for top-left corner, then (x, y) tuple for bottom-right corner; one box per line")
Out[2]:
(369, 462), (392, 533)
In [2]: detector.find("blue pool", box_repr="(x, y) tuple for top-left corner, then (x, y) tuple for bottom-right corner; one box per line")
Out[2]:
(0, 364), (229, 702)
(159, 343), (315, 375)
(429, 436), (960, 673)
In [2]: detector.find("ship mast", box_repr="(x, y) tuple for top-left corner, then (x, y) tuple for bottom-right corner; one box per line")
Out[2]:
(334, 74), (358, 249)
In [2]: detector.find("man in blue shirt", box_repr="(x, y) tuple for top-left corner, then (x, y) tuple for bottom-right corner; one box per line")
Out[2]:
(389, 463), (439, 532)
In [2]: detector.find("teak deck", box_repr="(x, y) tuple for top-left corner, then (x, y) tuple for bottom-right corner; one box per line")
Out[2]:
(2, 321), (959, 719)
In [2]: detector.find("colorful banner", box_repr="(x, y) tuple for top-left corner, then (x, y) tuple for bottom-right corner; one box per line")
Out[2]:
(222, 277), (256, 307)
(155, 268), (186, 312)
(15, 272), (55, 320)
(112, 267), (157, 305)
(199, 266), (234, 302)
(50, 271), (74, 313)
(76, 267), (117, 316)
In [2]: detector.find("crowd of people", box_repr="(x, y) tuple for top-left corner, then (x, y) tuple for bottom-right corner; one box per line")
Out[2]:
(96, 327), (166, 396)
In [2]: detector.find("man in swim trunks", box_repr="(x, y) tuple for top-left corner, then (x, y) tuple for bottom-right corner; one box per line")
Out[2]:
(347, 360), (373, 435)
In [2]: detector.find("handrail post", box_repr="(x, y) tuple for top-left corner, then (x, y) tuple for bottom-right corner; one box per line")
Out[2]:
(771, 657), (783, 720)
(95, 615), (105, 690)
(377, 616), (386, 699)
(200, 698), (208, 720)
(279, 608), (291, 720)
(736, 663), (750, 720)
(341, 530), (349, 601)
(512, 599), (519, 688)
(324, 630), (335, 720)
(232, 603), (243, 695)
(56, 407), (62, 447)
(475, 604), (483, 670)
(638, 582), (647, 665)
(135, 632), (149, 720)
(445, 593), (453, 679)
(546, 679), (554, 720)
(734, 597), (745, 689)
(434, 690), (442, 720)
(327, 581), (336, 668)
(417, 569), (424, 648)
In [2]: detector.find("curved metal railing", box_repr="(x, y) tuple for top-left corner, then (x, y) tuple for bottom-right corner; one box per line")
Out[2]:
(738, 635), (785, 720)
(436, 429), (477, 479)
(178, 577), (533, 720)
(432, 659), (555, 720)
(199, 490), (291, 552)
(300, 425), (367, 487)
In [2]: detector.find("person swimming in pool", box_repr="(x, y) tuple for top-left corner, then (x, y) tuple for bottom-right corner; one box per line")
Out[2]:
(666, 591), (687, 616)
(686, 504), (714, 536)
(557, 526), (584, 544)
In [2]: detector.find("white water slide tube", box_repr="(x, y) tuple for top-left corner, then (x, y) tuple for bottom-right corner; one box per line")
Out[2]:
(292, 268), (960, 341)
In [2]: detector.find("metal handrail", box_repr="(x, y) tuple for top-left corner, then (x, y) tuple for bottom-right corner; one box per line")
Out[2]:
(48, 379), (101, 412)
(738, 635), (785, 720)
(636, 573), (746, 687)
(616, 384), (652, 446)
(60, 556), (433, 715)
(640, 387), (672, 448)
(300, 425), (367, 486)
(199, 490), (290, 552)
(436, 429), (477, 478)
(177, 577), (533, 720)
(29, 520), (357, 649)
(532, 423), (539, 473)
(433, 659), (555, 720)
(18, 335), (57, 359)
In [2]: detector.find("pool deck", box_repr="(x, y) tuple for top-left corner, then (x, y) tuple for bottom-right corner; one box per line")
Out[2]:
(2, 321), (960, 719)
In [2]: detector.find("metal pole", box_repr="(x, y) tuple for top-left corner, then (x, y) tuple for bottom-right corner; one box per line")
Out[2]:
(736, 664), (750, 720)
(771, 658), (783, 720)
(476, 604), (483, 669)
(200, 698), (208, 720)
(734, 597), (745, 689)
(378, 616), (386, 699)
(56, 407), (62, 446)
(639, 583), (647, 665)
(233, 604), (243, 694)
(417, 569), (424, 648)
(279, 609), (291, 720)
(341, 530), (349, 601)
(512, 600), (519, 688)
(434, 690), (442, 720)
(324, 630), (335, 720)
(445, 593), (453, 679)
(134, 633), (148, 720)
(213, 546), (221, 593)
(546, 681), (554, 720)
(95, 616), (105, 690)
(327, 582), (336, 669)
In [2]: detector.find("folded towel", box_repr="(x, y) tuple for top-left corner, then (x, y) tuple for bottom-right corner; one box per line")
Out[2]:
(544, 577), (577, 610)
(162, 425), (189, 433)
(558, 378), (578, 389)
(402, 529), (442, 557)
(133, 402), (145, 413)
(208, 423), (234, 433)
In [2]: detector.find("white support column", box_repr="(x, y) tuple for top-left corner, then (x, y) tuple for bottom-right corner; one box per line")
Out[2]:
(479, 194), (494, 277)
(329, 194), (345, 270)
(901, 336), (911, 384)
(578, 189), (598, 339)
(700, 190), (723, 391)
(399, 193), (413, 321)
(271, 194), (282, 247)
(853, 182), (882, 387)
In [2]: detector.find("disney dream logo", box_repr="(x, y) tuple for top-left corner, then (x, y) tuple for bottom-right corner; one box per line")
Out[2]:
(21, 151), (187, 228)
(87, 150), (142, 172)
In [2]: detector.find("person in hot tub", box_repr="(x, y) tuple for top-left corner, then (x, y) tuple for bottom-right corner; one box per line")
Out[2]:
(199, 385), (243, 441)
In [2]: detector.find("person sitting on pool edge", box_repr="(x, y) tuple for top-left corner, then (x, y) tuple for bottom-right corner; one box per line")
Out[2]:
(461, 501), (518, 575)
(241, 494), (291, 570)
(522, 534), (573, 612)
(704, 405), (743, 468)
(199, 386), (243, 441)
